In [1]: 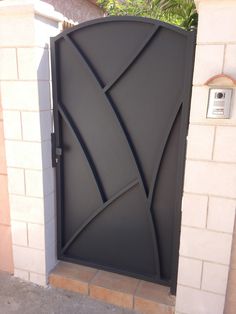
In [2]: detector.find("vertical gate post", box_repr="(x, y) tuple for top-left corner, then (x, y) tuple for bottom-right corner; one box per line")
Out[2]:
(0, 0), (63, 285)
(176, 1), (236, 313)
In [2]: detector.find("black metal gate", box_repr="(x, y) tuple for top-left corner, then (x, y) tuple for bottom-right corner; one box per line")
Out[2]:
(51, 16), (195, 294)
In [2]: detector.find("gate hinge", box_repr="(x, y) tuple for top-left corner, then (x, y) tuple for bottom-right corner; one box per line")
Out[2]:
(51, 133), (62, 167)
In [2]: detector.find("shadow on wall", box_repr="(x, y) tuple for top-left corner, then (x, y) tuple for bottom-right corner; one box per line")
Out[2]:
(36, 46), (58, 275)
(36, 16), (58, 276)
(34, 0), (103, 276)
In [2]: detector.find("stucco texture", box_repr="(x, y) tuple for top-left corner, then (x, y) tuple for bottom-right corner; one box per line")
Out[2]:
(0, 106), (13, 273)
(43, 0), (103, 23)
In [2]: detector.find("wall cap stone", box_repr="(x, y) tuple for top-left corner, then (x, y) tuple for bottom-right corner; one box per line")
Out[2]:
(195, 0), (236, 11)
(0, 0), (65, 22)
(205, 74), (236, 87)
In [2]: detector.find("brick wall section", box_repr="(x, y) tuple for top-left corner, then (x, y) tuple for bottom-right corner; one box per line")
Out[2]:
(175, 1), (236, 314)
(0, 105), (13, 273)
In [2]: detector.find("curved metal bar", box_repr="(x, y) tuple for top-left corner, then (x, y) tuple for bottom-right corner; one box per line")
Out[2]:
(106, 93), (148, 196)
(62, 179), (139, 254)
(64, 34), (104, 86)
(58, 103), (107, 203)
(144, 101), (182, 279)
(147, 100), (183, 209)
(103, 24), (160, 92)
(52, 16), (190, 43)
(64, 34), (148, 198)
(63, 33), (161, 277)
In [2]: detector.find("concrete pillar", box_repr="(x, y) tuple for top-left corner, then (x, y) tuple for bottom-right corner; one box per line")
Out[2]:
(0, 0), (64, 285)
(176, 1), (236, 313)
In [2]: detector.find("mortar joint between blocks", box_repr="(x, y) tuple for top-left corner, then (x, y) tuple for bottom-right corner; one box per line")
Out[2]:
(211, 126), (216, 161)
(19, 111), (23, 141)
(23, 168), (26, 196)
(26, 222), (29, 247)
(178, 282), (226, 297)
(181, 224), (234, 235)
(205, 195), (209, 229)
(200, 261), (205, 290)
(15, 47), (19, 80)
(222, 44), (227, 74)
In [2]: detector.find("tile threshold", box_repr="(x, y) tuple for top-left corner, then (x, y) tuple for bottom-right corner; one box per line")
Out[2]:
(49, 261), (175, 314)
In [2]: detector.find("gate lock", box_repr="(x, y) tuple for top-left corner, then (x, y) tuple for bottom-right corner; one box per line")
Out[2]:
(51, 133), (62, 167)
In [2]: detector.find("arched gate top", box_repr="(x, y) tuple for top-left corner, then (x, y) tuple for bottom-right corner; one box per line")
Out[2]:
(52, 15), (195, 42)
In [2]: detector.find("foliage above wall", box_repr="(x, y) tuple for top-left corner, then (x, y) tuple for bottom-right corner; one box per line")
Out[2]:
(97, 0), (198, 30)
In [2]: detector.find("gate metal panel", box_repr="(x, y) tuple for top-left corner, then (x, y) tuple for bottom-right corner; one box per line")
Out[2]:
(51, 16), (196, 294)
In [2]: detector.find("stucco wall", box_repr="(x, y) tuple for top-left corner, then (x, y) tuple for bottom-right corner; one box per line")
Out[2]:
(43, 0), (103, 23)
(0, 103), (13, 273)
(225, 221), (236, 314)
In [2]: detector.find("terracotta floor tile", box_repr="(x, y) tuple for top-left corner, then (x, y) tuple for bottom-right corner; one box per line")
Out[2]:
(134, 297), (174, 314)
(52, 261), (98, 283)
(135, 281), (175, 306)
(49, 273), (89, 294)
(91, 270), (139, 294)
(90, 285), (133, 308)
(49, 262), (176, 312)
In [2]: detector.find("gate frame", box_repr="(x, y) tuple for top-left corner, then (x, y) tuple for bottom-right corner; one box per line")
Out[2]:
(50, 16), (196, 294)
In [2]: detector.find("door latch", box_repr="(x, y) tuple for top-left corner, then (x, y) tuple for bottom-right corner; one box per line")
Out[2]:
(51, 133), (62, 167)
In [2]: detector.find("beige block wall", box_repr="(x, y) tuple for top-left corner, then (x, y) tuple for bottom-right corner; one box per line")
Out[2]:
(176, 1), (236, 314)
(0, 0), (60, 285)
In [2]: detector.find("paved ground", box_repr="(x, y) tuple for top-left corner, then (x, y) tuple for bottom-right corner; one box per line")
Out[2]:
(0, 272), (139, 314)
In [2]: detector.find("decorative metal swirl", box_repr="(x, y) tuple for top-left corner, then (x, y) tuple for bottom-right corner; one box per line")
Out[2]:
(59, 26), (184, 278)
